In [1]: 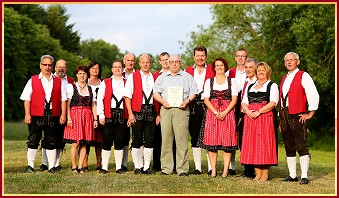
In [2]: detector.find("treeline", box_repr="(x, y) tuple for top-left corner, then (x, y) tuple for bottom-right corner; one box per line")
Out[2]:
(4, 4), (335, 138)
(179, 4), (335, 138)
(4, 4), (126, 121)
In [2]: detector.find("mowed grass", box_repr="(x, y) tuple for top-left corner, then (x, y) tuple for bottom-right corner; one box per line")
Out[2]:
(2, 121), (336, 195)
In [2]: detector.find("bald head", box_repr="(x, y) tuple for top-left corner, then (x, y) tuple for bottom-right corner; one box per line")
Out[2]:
(55, 59), (67, 78)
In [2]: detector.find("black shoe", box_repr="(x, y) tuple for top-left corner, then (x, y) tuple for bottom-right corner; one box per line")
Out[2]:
(280, 176), (298, 182)
(192, 169), (202, 175)
(116, 169), (125, 174)
(179, 172), (189, 176)
(143, 168), (154, 174)
(55, 166), (62, 171)
(71, 168), (78, 173)
(121, 165), (128, 172)
(96, 167), (102, 172)
(228, 169), (236, 175)
(207, 170), (212, 176)
(39, 164), (48, 171)
(300, 178), (309, 185)
(101, 169), (109, 174)
(24, 165), (35, 173)
(161, 172), (169, 175)
(48, 167), (56, 173)
(134, 168), (142, 175)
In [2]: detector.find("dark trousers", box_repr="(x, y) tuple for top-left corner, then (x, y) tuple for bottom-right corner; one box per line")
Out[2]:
(101, 119), (127, 151)
(56, 124), (66, 150)
(189, 102), (205, 147)
(281, 113), (309, 157)
(27, 116), (59, 150)
(131, 119), (155, 148)
(123, 126), (131, 147)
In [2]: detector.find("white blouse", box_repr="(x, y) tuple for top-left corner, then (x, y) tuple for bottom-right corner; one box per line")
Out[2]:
(202, 77), (238, 98)
(67, 82), (96, 102)
(241, 80), (279, 105)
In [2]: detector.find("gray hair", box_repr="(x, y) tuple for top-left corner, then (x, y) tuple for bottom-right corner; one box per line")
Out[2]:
(246, 58), (257, 65)
(40, 55), (54, 63)
(123, 53), (136, 61)
(284, 52), (300, 60)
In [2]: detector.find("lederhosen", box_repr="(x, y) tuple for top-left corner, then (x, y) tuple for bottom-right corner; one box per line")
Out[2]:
(131, 90), (156, 148)
(102, 91), (127, 151)
(27, 77), (61, 150)
(279, 91), (309, 157)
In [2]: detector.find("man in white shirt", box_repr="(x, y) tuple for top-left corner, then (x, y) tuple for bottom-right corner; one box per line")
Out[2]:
(20, 55), (67, 173)
(279, 52), (319, 185)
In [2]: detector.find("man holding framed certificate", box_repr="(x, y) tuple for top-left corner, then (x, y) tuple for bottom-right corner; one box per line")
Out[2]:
(153, 54), (198, 176)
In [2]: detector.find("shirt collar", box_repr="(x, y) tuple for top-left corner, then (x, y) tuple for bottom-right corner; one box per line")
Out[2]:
(110, 75), (125, 80)
(53, 72), (68, 80)
(166, 70), (183, 76)
(39, 72), (54, 80)
(140, 70), (151, 77)
(193, 63), (207, 69)
(236, 66), (246, 74)
(123, 68), (135, 73)
(288, 68), (299, 75)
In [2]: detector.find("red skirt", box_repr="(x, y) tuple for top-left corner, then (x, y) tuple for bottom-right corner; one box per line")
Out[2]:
(240, 102), (278, 165)
(63, 106), (95, 144)
(201, 99), (238, 150)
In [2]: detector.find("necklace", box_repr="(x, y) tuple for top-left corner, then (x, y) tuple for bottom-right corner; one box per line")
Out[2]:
(79, 84), (87, 89)
(258, 80), (268, 86)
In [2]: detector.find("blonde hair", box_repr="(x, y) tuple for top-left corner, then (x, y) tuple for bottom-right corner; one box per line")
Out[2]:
(256, 62), (272, 79)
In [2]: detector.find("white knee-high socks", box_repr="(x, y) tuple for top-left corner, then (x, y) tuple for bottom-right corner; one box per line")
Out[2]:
(143, 147), (153, 171)
(41, 148), (48, 166)
(27, 148), (38, 168)
(122, 146), (129, 168)
(114, 149), (123, 171)
(192, 147), (202, 171)
(287, 156), (297, 178)
(101, 149), (111, 171)
(131, 148), (141, 169)
(45, 149), (56, 170)
(300, 155), (310, 179)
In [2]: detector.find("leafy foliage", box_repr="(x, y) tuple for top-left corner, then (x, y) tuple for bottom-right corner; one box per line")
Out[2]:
(180, 4), (335, 136)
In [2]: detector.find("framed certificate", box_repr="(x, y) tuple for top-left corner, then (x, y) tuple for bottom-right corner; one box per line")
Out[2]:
(167, 86), (183, 107)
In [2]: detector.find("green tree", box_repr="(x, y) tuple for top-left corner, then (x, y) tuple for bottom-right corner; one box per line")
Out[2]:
(4, 7), (61, 120)
(4, 4), (48, 25)
(80, 39), (123, 78)
(180, 4), (335, 136)
(46, 5), (81, 53)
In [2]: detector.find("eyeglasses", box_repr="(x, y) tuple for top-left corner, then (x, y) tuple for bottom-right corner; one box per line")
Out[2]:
(90, 67), (99, 70)
(41, 63), (53, 67)
(285, 59), (297, 62)
(236, 55), (247, 58)
(169, 60), (181, 64)
(56, 66), (66, 69)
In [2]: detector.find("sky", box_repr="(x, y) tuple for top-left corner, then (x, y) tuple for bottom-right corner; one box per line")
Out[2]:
(61, 4), (213, 56)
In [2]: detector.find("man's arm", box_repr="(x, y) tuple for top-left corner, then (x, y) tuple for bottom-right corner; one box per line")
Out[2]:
(24, 101), (31, 124)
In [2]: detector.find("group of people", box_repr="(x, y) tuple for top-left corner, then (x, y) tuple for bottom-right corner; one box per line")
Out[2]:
(20, 46), (319, 185)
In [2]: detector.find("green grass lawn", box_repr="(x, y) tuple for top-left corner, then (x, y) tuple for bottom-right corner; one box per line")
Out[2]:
(3, 140), (335, 195)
